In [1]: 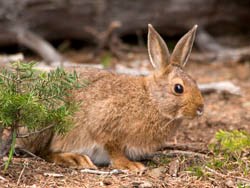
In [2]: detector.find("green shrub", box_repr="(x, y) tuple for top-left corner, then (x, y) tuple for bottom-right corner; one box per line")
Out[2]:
(0, 61), (82, 170)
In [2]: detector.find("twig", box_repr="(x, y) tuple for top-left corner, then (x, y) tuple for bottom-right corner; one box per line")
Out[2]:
(17, 124), (55, 138)
(162, 142), (209, 154)
(205, 166), (250, 184)
(233, 176), (250, 184)
(0, 175), (7, 182)
(17, 160), (28, 185)
(80, 169), (127, 175)
(15, 148), (45, 161)
(205, 166), (226, 178)
(44, 172), (64, 177)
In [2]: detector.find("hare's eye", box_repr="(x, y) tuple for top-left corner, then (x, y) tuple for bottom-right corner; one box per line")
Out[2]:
(174, 84), (184, 94)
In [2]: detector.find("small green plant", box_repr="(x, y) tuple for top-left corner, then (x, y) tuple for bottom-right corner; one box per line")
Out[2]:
(101, 53), (112, 68)
(188, 130), (250, 185)
(211, 130), (250, 160)
(0, 61), (82, 170)
(187, 166), (204, 178)
(210, 130), (250, 176)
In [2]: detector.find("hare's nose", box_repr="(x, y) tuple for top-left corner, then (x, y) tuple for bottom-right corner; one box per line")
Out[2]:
(196, 105), (204, 116)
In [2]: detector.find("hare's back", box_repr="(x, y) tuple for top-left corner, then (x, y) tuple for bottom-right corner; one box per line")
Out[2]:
(74, 67), (144, 100)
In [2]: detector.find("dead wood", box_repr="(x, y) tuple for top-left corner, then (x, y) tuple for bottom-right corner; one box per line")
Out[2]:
(17, 124), (55, 138)
(43, 172), (64, 178)
(195, 29), (250, 63)
(0, 53), (24, 65)
(14, 148), (44, 160)
(198, 81), (241, 95)
(16, 160), (28, 186)
(196, 29), (227, 53)
(0, 175), (7, 182)
(205, 166), (250, 185)
(81, 169), (126, 175)
(9, 26), (65, 65)
(0, 0), (249, 47)
(84, 21), (127, 58)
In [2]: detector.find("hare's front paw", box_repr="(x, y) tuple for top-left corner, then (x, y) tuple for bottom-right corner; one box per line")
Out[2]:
(112, 160), (146, 171)
(49, 152), (97, 169)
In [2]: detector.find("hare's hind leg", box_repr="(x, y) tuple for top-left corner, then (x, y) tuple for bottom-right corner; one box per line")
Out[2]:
(47, 152), (97, 169)
(106, 143), (146, 171)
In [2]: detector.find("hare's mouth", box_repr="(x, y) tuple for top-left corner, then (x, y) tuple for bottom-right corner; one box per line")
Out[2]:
(179, 103), (204, 119)
(178, 110), (198, 120)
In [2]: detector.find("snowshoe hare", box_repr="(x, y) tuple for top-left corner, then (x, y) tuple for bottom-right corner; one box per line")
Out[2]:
(17, 24), (204, 171)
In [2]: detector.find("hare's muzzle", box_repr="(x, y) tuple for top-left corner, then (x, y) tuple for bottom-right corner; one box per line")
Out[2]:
(196, 105), (204, 116)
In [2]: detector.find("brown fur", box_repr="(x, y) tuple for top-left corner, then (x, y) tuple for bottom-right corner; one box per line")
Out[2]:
(16, 25), (204, 171)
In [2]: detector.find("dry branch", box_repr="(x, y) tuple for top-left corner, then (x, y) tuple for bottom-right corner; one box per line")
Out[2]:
(195, 29), (250, 63)
(17, 160), (28, 185)
(0, 175), (7, 182)
(0, 0), (249, 47)
(163, 142), (209, 154)
(17, 124), (55, 138)
(196, 29), (227, 52)
(84, 21), (128, 58)
(43, 172), (64, 178)
(205, 166), (250, 185)
(81, 169), (126, 175)
(15, 148), (44, 160)
(10, 26), (65, 65)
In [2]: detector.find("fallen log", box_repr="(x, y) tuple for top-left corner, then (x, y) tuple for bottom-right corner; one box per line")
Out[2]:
(195, 29), (250, 63)
(0, 0), (249, 47)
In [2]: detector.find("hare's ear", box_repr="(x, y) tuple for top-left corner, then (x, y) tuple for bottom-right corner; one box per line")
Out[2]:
(148, 24), (170, 70)
(171, 25), (198, 67)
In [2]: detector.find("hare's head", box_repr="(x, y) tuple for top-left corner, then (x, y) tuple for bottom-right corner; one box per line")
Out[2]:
(146, 24), (204, 120)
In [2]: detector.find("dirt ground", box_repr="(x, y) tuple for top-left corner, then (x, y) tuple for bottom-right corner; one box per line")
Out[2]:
(0, 49), (250, 188)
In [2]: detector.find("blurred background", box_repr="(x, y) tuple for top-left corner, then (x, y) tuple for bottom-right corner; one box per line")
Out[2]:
(0, 0), (250, 67)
